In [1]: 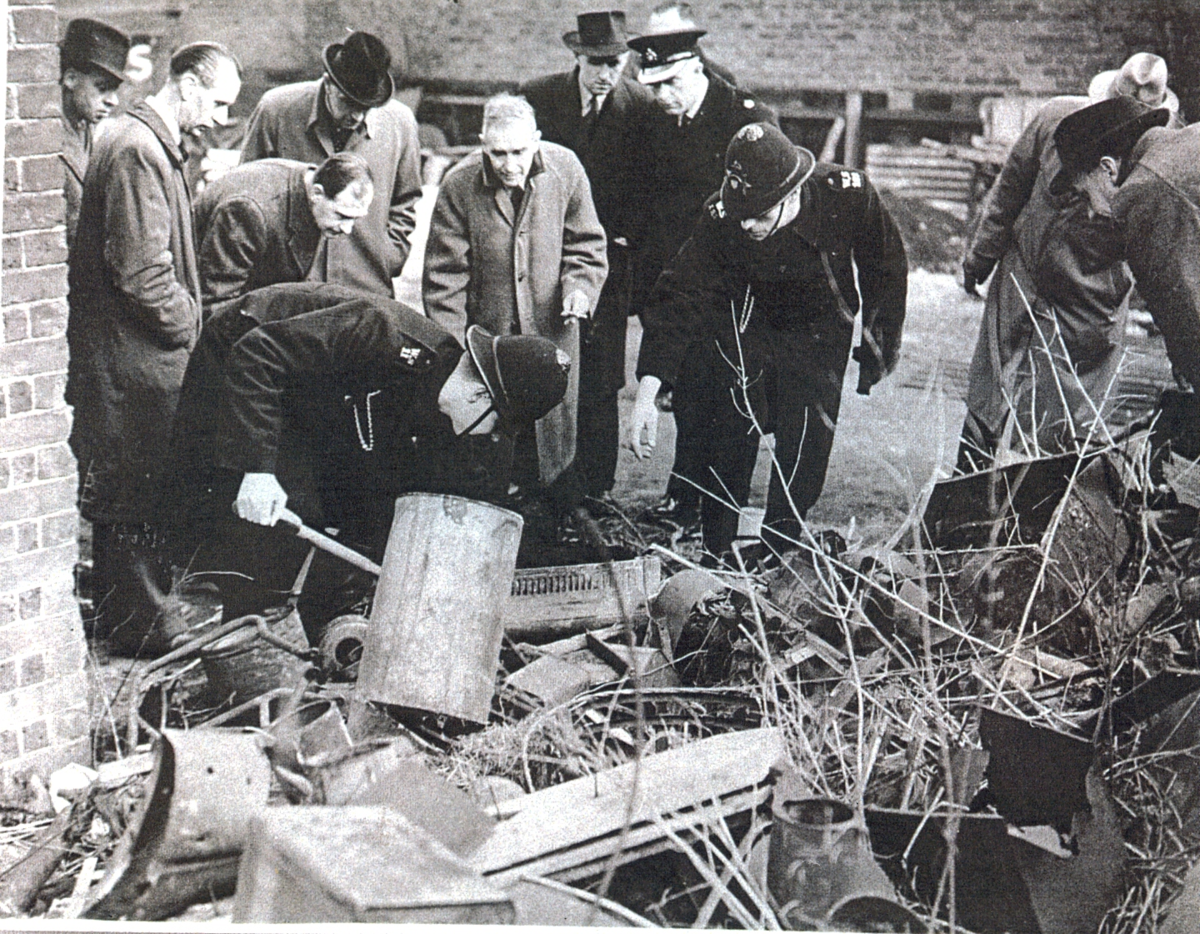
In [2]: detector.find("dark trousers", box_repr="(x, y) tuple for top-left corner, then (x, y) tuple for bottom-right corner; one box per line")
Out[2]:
(576, 246), (634, 498)
(90, 522), (173, 656)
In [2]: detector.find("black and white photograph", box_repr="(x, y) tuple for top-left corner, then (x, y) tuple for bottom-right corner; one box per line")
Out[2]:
(3, 1), (1200, 930)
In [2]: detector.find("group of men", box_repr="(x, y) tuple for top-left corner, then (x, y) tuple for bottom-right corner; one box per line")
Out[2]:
(56, 7), (1200, 653)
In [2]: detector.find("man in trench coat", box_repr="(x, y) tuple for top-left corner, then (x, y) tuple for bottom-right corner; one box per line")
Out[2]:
(423, 93), (608, 506)
(67, 42), (241, 654)
(239, 31), (421, 297)
(519, 10), (658, 499)
(194, 152), (374, 315)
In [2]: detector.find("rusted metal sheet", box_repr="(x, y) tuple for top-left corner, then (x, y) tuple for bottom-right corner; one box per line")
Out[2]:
(232, 806), (513, 923)
(85, 728), (272, 921)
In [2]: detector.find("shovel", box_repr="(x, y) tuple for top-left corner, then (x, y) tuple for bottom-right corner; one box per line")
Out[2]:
(275, 509), (382, 577)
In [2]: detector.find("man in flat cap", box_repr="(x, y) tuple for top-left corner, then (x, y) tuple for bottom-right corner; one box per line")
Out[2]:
(68, 42), (242, 654)
(520, 11), (659, 500)
(956, 54), (1182, 471)
(165, 282), (570, 635)
(1052, 97), (1200, 393)
(629, 123), (908, 564)
(240, 31), (421, 298)
(59, 19), (130, 248)
(626, 24), (775, 527)
(194, 152), (374, 315)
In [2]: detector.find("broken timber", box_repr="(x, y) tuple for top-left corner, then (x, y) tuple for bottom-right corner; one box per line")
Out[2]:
(470, 727), (784, 886)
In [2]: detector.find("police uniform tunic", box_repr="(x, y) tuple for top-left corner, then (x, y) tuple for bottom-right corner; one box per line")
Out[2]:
(637, 166), (908, 555)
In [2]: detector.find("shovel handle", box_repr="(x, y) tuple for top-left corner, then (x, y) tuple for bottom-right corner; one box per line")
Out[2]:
(276, 509), (382, 577)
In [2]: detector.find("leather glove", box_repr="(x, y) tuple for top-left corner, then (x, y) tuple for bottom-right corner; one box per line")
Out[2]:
(852, 345), (883, 396)
(962, 255), (997, 297)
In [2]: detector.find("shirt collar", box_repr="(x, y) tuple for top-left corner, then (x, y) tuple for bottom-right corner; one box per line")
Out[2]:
(679, 74), (709, 125)
(145, 94), (181, 146)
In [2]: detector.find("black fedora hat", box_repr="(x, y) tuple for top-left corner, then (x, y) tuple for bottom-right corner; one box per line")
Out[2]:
(61, 18), (131, 83)
(1049, 97), (1171, 195)
(563, 11), (631, 57)
(322, 31), (394, 109)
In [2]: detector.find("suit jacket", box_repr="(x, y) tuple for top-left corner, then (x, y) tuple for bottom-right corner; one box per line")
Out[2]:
(67, 101), (202, 524)
(424, 144), (608, 483)
(519, 70), (656, 247)
(194, 158), (323, 315)
(240, 78), (422, 297)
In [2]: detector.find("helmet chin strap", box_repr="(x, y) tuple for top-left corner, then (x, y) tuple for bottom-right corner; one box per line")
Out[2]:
(459, 403), (497, 437)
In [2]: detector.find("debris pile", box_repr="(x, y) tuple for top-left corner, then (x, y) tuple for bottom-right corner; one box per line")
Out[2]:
(6, 435), (1200, 931)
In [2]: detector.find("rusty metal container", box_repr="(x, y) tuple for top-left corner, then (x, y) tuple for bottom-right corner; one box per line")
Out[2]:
(201, 607), (309, 707)
(232, 806), (514, 923)
(357, 494), (524, 725)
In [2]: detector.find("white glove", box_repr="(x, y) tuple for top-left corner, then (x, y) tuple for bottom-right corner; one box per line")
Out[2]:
(234, 472), (288, 526)
(629, 376), (662, 460)
(562, 289), (591, 319)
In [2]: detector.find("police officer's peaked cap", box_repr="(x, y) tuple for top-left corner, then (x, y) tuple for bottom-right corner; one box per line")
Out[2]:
(323, 31), (395, 109)
(628, 29), (705, 84)
(61, 18), (131, 82)
(1049, 96), (1170, 195)
(720, 123), (815, 221)
(466, 326), (571, 425)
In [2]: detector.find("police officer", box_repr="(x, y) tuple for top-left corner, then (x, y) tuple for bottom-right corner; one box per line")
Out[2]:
(165, 282), (570, 637)
(626, 26), (775, 526)
(629, 123), (908, 562)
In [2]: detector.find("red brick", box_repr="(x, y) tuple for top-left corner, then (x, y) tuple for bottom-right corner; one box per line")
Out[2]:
(10, 8), (59, 45)
(0, 410), (70, 451)
(52, 708), (89, 743)
(29, 301), (67, 338)
(8, 384), (33, 417)
(0, 542), (77, 594)
(0, 461), (9, 490)
(0, 661), (16, 693)
(0, 337), (68, 378)
(19, 653), (46, 686)
(17, 84), (62, 121)
(20, 155), (65, 193)
(22, 720), (49, 752)
(3, 309), (30, 344)
(36, 445), (74, 480)
(4, 160), (19, 194)
(0, 265), (68, 305)
(0, 479), (75, 523)
(23, 229), (67, 267)
(0, 596), (17, 626)
(2, 238), (22, 272)
(15, 524), (38, 554)
(6, 88), (17, 122)
(3, 120), (62, 159)
(10, 455), (36, 486)
(0, 732), (18, 760)
(40, 512), (77, 546)
(6, 48), (59, 85)
(33, 373), (67, 410)
(2, 191), (64, 232)
(0, 613), (78, 658)
(0, 528), (15, 558)
(19, 588), (41, 620)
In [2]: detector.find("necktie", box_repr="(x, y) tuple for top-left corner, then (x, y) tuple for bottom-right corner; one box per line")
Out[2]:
(582, 94), (601, 141)
(508, 185), (524, 218)
(332, 125), (355, 153)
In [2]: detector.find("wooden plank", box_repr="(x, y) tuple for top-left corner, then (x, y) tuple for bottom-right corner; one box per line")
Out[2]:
(471, 728), (784, 880)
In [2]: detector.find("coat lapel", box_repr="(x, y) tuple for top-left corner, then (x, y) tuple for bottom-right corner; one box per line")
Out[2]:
(128, 102), (187, 171)
(59, 117), (89, 184)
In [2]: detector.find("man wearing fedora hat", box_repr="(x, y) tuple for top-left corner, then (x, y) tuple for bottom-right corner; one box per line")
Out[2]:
(1052, 97), (1200, 394)
(1088, 53), (1182, 127)
(163, 282), (570, 636)
(240, 31), (421, 298)
(59, 19), (131, 249)
(520, 11), (659, 499)
(629, 123), (907, 563)
(626, 23), (774, 527)
(956, 55), (1181, 472)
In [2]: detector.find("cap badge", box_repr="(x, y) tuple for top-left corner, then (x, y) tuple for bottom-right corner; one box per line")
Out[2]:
(738, 124), (764, 142)
(642, 47), (660, 65)
(554, 348), (572, 373)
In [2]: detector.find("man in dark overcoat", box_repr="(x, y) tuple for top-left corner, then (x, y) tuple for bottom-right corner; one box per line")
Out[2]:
(58, 19), (130, 249)
(625, 27), (775, 525)
(1052, 98), (1200, 393)
(67, 42), (241, 654)
(165, 282), (570, 635)
(240, 32), (421, 298)
(630, 123), (908, 562)
(520, 10), (658, 498)
(194, 152), (374, 315)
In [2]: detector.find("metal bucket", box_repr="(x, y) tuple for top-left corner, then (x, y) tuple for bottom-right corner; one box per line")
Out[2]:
(201, 607), (310, 707)
(357, 494), (524, 725)
(767, 797), (895, 924)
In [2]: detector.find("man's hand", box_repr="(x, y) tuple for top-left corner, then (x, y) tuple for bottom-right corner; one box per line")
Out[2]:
(562, 289), (591, 319)
(234, 472), (288, 526)
(962, 255), (997, 297)
(629, 376), (663, 460)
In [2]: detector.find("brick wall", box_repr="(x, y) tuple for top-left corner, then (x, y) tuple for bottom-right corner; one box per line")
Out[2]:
(1, 0), (91, 792)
